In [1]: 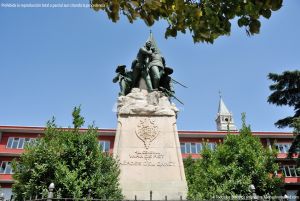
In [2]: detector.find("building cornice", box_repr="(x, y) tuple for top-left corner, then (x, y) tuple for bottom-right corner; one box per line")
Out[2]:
(0, 126), (116, 136)
(0, 153), (22, 157)
(0, 180), (14, 184)
(284, 182), (300, 186)
(0, 125), (293, 138)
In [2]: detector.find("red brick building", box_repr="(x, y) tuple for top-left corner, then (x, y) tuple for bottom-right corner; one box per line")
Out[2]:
(0, 98), (298, 200)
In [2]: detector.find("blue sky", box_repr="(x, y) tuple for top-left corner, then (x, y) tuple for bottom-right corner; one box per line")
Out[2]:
(0, 0), (299, 132)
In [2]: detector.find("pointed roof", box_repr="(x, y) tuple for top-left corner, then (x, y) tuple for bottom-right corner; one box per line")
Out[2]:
(216, 93), (237, 131)
(146, 30), (160, 54)
(218, 97), (231, 115)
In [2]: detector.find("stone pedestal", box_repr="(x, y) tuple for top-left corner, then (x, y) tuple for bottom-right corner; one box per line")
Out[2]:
(113, 88), (188, 200)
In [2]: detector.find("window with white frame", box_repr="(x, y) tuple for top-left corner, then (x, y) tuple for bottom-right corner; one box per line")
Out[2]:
(275, 143), (291, 153)
(207, 142), (217, 150)
(281, 165), (299, 177)
(6, 137), (35, 149)
(180, 143), (202, 154)
(99, 141), (110, 152)
(0, 161), (13, 174)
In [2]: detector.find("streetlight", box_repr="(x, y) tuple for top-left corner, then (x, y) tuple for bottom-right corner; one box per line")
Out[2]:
(283, 194), (289, 201)
(249, 184), (258, 201)
(47, 183), (55, 201)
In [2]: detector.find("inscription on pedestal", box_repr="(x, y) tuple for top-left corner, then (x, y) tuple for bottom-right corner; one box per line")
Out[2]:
(129, 150), (164, 159)
(120, 150), (175, 167)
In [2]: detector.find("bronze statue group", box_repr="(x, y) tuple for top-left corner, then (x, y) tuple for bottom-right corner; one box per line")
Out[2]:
(113, 40), (179, 102)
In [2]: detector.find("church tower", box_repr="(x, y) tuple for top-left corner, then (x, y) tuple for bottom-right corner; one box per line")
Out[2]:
(215, 95), (237, 131)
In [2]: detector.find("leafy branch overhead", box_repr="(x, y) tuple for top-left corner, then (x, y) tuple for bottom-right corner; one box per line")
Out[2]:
(91, 0), (283, 43)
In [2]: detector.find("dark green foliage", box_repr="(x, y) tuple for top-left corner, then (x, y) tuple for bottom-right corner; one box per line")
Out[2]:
(183, 156), (195, 188)
(12, 107), (123, 200)
(268, 70), (300, 170)
(268, 70), (300, 128)
(288, 118), (300, 171)
(185, 114), (283, 200)
(91, 0), (283, 43)
(289, 118), (300, 156)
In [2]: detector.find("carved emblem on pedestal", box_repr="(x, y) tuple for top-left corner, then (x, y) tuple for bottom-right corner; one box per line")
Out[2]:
(135, 118), (159, 149)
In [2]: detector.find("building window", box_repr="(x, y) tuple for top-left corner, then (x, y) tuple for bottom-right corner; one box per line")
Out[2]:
(207, 143), (216, 150)
(0, 161), (13, 174)
(180, 143), (202, 154)
(281, 165), (299, 177)
(6, 137), (35, 149)
(275, 143), (291, 153)
(196, 143), (202, 153)
(99, 141), (110, 152)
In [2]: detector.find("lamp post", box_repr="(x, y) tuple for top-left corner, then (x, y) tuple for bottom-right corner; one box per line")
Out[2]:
(88, 189), (92, 199)
(47, 183), (55, 201)
(249, 184), (258, 201)
(0, 192), (4, 201)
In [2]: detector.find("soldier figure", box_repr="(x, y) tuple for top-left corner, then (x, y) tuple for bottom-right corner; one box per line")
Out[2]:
(159, 67), (175, 96)
(131, 41), (154, 91)
(159, 67), (185, 104)
(113, 33), (185, 104)
(147, 47), (165, 90)
(112, 65), (133, 96)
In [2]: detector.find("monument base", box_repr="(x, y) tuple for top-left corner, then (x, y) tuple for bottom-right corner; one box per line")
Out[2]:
(122, 182), (187, 200)
(113, 88), (187, 200)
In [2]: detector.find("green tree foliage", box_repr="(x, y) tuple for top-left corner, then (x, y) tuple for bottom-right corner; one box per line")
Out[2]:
(290, 118), (300, 156)
(288, 118), (300, 171)
(183, 156), (196, 189)
(268, 70), (300, 128)
(91, 0), (283, 43)
(268, 70), (300, 169)
(185, 114), (283, 200)
(12, 107), (123, 200)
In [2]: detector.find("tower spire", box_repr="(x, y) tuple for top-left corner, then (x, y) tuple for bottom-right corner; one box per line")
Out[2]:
(215, 94), (237, 131)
